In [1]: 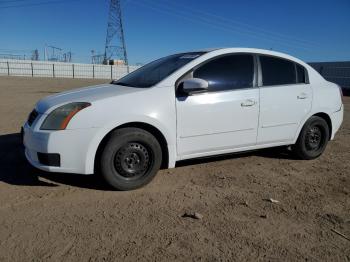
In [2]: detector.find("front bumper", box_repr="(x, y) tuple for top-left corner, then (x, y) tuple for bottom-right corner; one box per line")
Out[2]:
(23, 122), (98, 174)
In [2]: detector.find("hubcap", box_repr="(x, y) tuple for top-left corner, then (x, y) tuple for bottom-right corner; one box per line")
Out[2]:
(305, 125), (322, 151)
(114, 142), (151, 179)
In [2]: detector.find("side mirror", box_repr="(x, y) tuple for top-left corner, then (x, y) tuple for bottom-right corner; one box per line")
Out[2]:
(181, 78), (209, 95)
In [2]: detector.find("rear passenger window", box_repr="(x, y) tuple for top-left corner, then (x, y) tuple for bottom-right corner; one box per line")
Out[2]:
(296, 64), (306, 83)
(193, 54), (254, 92)
(260, 56), (296, 86)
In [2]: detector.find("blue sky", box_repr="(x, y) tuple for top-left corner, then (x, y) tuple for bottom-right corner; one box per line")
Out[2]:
(0, 0), (349, 64)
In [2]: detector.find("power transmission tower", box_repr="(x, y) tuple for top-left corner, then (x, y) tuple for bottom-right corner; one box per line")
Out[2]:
(63, 51), (72, 62)
(31, 49), (39, 61)
(91, 50), (105, 64)
(104, 0), (128, 68)
(46, 45), (62, 61)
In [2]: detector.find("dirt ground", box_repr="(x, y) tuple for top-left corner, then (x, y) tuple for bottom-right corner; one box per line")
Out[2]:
(0, 76), (349, 262)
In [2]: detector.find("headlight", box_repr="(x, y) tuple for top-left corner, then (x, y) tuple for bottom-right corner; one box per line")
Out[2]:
(41, 102), (91, 130)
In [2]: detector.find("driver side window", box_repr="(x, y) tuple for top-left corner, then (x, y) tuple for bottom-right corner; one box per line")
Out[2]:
(193, 54), (254, 92)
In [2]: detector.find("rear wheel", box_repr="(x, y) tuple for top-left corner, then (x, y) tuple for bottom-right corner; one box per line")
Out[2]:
(293, 116), (329, 160)
(100, 128), (162, 190)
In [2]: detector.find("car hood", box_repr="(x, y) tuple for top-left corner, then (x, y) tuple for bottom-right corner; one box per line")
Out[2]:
(36, 83), (146, 113)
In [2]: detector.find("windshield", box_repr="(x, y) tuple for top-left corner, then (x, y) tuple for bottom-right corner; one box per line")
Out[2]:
(113, 52), (206, 88)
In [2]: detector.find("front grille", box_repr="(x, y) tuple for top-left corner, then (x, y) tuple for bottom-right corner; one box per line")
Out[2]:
(27, 109), (38, 126)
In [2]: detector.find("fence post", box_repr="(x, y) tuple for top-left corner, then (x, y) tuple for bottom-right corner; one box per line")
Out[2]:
(72, 64), (75, 79)
(110, 65), (113, 79)
(31, 62), (34, 77)
(7, 61), (10, 76)
(53, 64), (55, 78)
(92, 65), (95, 79)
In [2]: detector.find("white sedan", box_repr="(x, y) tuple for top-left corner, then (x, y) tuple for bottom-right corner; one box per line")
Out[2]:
(23, 48), (344, 190)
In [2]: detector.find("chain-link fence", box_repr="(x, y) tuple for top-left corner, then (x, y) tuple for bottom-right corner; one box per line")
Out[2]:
(0, 59), (140, 80)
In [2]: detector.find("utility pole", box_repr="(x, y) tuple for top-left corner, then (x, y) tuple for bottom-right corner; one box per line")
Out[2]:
(104, 0), (128, 69)
(91, 50), (95, 64)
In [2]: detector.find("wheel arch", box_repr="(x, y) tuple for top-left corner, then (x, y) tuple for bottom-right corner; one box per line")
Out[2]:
(312, 112), (332, 140)
(94, 122), (169, 173)
(295, 111), (333, 143)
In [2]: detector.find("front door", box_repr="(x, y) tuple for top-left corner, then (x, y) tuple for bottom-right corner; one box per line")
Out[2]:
(176, 54), (259, 158)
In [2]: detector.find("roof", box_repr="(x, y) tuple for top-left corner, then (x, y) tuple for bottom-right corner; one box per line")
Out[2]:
(185, 47), (303, 63)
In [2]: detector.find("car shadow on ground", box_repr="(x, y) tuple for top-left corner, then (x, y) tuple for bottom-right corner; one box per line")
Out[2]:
(176, 145), (296, 167)
(0, 133), (297, 190)
(0, 133), (110, 190)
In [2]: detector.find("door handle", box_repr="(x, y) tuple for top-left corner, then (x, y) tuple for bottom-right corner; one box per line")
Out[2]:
(297, 93), (308, 99)
(241, 99), (256, 107)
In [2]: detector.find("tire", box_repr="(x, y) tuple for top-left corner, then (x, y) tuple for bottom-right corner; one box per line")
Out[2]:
(100, 128), (162, 190)
(293, 116), (330, 160)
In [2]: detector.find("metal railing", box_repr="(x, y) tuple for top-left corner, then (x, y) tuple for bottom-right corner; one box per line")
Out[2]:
(0, 59), (140, 80)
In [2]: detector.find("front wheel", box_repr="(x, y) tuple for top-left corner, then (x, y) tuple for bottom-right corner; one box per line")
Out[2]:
(100, 128), (162, 190)
(293, 116), (330, 160)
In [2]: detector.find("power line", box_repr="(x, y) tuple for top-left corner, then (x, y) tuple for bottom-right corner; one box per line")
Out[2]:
(138, 0), (313, 49)
(0, 48), (33, 52)
(121, 0), (133, 7)
(0, 0), (81, 9)
(159, 0), (317, 48)
(0, 0), (27, 4)
(135, 0), (312, 51)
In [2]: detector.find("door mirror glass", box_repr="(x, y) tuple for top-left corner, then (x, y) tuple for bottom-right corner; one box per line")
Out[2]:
(181, 78), (209, 95)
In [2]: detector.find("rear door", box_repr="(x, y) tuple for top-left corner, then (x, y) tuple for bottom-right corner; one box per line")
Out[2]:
(257, 55), (312, 144)
(176, 54), (260, 158)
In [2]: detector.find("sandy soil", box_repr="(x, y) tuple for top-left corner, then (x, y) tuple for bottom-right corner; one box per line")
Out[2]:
(0, 76), (349, 261)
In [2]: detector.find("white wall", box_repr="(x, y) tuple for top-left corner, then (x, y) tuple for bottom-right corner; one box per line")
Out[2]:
(0, 59), (140, 79)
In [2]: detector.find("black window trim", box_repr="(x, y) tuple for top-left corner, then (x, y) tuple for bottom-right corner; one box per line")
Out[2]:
(295, 63), (309, 85)
(175, 52), (258, 96)
(257, 54), (310, 88)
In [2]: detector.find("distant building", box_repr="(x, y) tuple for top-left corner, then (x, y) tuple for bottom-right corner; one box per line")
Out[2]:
(104, 59), (126, 65)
